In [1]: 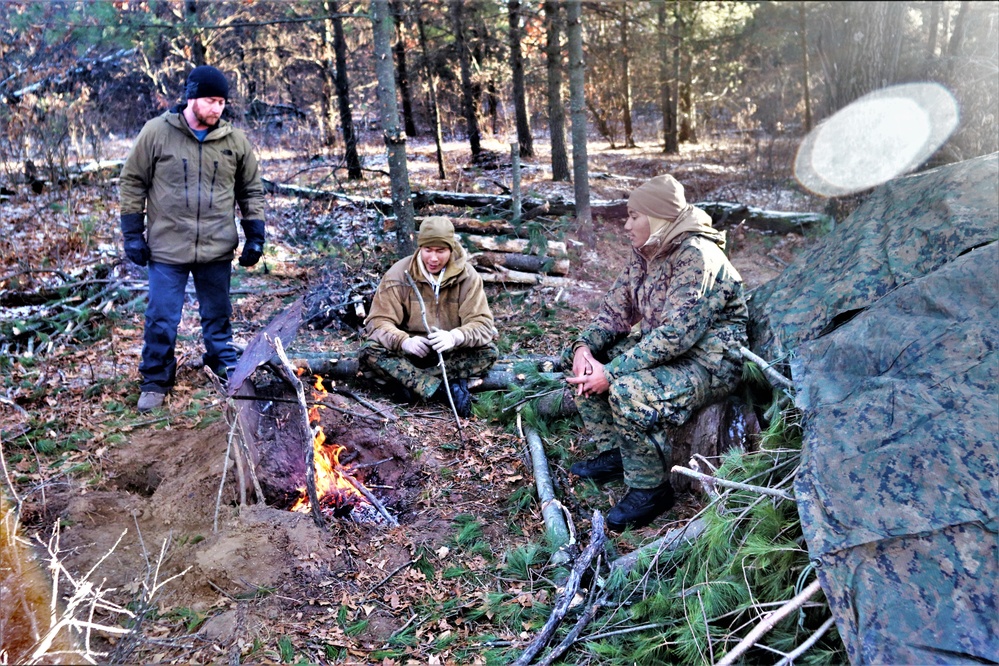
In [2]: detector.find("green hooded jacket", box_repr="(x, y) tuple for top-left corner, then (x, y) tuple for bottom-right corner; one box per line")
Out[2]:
(119, 108), (265, 264)
(570, 209), (749, 386)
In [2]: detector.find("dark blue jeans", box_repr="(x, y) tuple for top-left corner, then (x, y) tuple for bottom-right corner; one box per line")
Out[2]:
(139, 260), (237, 394)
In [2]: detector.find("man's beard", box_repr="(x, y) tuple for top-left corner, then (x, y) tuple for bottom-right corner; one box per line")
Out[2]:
(194, 108), (219, 128)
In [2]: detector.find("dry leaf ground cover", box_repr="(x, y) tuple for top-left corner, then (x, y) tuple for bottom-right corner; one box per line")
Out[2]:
(0, 135), (826, 664)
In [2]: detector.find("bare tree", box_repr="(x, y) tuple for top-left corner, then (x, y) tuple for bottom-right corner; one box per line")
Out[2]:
(508, 0), (534, 158)
(657, 0), (678, 153)
(391, 0), (418, 138)
(371, 0), (416, 256)
(566, 0), (592, 246)
(415, 2), (446, 179)
(816, 1), (907, 113)
(449, 0), (482, 157)
(544, 0), (570, 181)
(799, 1), (812, 132)
(619, 4), (635, 148)
(327, 0), (363, 179)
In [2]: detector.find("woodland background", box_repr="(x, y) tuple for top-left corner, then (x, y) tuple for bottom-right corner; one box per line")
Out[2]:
(1, 1), (998, 665)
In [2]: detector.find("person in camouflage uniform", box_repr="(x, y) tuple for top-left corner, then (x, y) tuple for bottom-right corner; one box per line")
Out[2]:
(564, 175), (748, 531)
(360, 217), (498, 417)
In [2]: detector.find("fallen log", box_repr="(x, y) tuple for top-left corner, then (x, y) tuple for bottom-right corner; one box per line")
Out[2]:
(461, 234), (567, 257)
(471, 252), (570, 276)
(478, 266), (571, 288)
(523, 425), (571, 565)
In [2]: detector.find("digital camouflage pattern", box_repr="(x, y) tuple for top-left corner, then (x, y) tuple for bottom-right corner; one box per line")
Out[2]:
(564, 225), (748, 488)
(573, 337), (721, 488)
(359, 340), (498, 399)
(749, 152), (999, 363)
(775, 155), (999, 664)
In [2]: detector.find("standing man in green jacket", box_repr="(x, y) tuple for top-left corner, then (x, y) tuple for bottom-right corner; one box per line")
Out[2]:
(564, 175), (748, 531)
(119, 65), (266, 412)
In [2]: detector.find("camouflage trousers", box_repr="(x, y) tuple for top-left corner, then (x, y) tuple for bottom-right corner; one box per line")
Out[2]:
(359, 339), (498, 399)
(574, 338), (734, 489)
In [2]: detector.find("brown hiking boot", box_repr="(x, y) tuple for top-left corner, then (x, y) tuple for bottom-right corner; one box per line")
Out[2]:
(137, 391), (165, 412)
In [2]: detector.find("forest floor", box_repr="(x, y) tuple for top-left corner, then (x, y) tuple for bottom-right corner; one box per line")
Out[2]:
(1, 134), (832, 664)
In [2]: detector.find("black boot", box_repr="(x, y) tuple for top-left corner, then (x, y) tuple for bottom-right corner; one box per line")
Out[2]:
(435, 379), (472, 417)
(606, 482), (675, 531)
(569, 449), (624, 483)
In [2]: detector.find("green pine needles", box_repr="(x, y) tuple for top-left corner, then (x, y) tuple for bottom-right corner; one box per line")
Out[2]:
(572, 403), (845, 665)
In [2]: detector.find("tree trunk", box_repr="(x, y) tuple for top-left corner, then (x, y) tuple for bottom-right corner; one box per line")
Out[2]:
(926, 0), (941, 58)
(184, 1), (207, 67)
(544, 0), (570, 181)
(329, 0), (363, 180)
(679, 54), (697, 143)
(947, 0), (970, 62)
(371, 0), (416, 256)
(619, 6), (635, 148)
(799, 2), (813, 133)
(391, 0), (418, 139)
(657, 0), (678, 154)
(669, 0), (681, 150)
(508, 0), (535, 158)
(319, 10), (338, 150)
(450, 0), (482, 157)
(566, 0), (592, 247)
(817, 2), (906, 113)
(415, 2), (446, 179)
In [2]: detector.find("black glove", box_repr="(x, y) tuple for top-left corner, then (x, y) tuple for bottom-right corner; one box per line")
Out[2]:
(120, 212), (150, 266)
(239, 240), (263, 267)
(239, 218), (265, 267)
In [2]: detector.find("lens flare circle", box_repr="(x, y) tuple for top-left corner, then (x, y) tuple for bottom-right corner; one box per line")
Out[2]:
(795, 83), (959, 197)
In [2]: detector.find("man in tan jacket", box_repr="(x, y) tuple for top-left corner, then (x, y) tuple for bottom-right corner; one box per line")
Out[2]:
(360, 217), (498, 417)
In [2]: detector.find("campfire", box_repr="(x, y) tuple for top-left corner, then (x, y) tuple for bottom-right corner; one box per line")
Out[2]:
(288, 376), (392, 524)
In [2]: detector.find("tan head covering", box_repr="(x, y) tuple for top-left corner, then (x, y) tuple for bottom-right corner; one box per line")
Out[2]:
(418, 216), (460, 253)
(630, 175), (720, 253)
(628, 175), (687, 235)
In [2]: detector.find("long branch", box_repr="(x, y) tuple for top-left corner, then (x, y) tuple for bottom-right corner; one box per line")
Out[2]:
(670, 465), (795, 501)
(715, 579), (823, 666)
(739, 346), (794, 390)
(513, 511), (607, 666)
(403, 271), (463, 440)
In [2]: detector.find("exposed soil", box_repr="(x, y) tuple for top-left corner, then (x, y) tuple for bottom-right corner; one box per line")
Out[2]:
(4, 137), (827, 663)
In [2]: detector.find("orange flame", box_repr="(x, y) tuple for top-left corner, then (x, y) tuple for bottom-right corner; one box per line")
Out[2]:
(289, 376), (367, 514)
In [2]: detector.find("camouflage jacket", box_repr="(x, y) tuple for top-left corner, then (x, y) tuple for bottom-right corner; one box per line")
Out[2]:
(364, 245), (497, 352)
(570, 222), (748, 384)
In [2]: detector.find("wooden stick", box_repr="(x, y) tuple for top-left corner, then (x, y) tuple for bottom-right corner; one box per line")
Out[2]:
(739, 346), (794, 390)
(609, 517), (708, 574)
(715, 579), (823, 666)
(773, 616), (837, 666)
(671, 465), (795, 501)
(513, 511), (607, 666)
(271, 336), (325, 530)
(341, 469), (398, 527)
(404, 271), (463, 441)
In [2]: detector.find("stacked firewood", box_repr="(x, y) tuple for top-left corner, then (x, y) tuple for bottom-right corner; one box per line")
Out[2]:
(425, 216), (571, 287)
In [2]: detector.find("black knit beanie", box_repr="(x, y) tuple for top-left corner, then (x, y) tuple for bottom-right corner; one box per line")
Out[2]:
(185, 66), (229, 100)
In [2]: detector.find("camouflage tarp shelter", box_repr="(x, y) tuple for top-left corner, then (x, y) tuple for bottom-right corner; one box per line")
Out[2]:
(748, 153), (998, 664)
